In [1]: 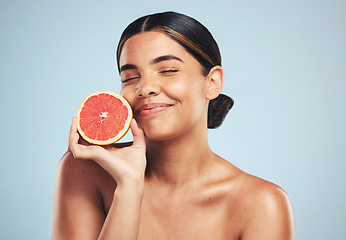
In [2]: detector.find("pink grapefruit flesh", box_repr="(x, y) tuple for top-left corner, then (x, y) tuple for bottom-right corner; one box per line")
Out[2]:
(76, 91), (132, 145)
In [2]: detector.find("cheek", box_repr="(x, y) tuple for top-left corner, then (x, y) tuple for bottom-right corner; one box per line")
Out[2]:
(164, 79), (187, 100)
(120, 88), (135, 106)
(164, 74), (205, 101)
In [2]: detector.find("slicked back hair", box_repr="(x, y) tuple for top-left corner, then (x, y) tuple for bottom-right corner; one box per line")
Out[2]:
(116, 11), (233, 128)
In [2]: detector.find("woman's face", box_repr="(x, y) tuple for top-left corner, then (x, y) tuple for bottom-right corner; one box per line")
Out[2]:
(119, 31), (209, 141)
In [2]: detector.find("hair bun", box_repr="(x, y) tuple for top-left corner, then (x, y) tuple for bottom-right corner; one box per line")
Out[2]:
(207, 94), (234, 129)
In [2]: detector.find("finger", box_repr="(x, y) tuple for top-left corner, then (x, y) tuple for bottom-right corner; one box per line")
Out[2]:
(68, 118), (92, 159)
(67, 117), (106, 162)
(68, 117), (79, 153)
(130, 119), (146, 149)
(78, 135), (91, 146)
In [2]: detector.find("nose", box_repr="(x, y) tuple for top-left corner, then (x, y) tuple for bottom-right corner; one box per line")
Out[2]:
(136, 75), (160, 97)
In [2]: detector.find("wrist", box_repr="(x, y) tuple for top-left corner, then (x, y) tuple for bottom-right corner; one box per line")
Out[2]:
(114, 178), (144, 198)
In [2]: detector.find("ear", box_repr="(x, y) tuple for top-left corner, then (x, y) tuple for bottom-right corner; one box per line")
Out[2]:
(205, 66), (224, 100)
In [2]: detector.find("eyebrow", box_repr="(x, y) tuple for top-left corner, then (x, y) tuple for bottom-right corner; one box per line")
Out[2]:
(120, 64), (137, 73)
(150, 54), (184, 64)
(120, 54), (183, 73)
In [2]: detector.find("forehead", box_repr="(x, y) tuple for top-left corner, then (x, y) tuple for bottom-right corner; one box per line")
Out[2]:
(119, 31), (194, 66)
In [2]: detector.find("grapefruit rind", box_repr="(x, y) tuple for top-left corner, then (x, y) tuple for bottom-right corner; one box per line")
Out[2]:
(76, 90), (133, 145)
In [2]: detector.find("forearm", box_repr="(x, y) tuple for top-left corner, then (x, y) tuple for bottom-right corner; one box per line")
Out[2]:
(98, 181), (144, 240)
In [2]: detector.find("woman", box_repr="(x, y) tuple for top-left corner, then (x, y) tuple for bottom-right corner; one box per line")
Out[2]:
(52, 11), (294, 239)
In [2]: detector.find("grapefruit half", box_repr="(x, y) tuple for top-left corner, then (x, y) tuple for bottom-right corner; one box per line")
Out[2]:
(76, 91), (132, 145)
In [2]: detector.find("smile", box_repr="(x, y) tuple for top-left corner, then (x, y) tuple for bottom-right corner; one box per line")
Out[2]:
(138, 103), (173, 117)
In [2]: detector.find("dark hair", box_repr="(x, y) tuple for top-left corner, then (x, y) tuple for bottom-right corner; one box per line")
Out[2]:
(116, 11), (233, 128)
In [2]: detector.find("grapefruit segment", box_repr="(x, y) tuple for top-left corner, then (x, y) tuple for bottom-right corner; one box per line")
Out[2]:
(76, 91), (132, 145)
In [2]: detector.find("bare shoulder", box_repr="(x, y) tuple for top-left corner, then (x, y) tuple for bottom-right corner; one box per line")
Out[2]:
(54, 151), (117, 206)
(211, 157), (294, 239)
(239, 172), (291, 209)
(52, 152), (113, 240)
(234, 169), (294, 239)
(216, 158), (291, 212)
(56, 151), (109, 183)
(56, 151), (95, 179)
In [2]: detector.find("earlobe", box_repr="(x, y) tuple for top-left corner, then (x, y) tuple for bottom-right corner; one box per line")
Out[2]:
(206, 66), (224, 100)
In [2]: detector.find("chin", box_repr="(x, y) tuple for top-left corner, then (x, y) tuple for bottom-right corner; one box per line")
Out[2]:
(141, 124), (182, 142)
(137, 116), (193, 142)
(143, 129), (174, 142)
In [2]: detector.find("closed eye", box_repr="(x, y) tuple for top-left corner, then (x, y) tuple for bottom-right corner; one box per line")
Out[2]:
(121, 76), (139, 83)
(159, 69), (179, 74)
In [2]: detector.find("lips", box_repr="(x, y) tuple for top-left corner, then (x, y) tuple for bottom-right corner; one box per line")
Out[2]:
(137, 103), (173, 117)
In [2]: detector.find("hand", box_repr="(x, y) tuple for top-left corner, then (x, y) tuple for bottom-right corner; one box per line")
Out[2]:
(68, 117), (147, 186)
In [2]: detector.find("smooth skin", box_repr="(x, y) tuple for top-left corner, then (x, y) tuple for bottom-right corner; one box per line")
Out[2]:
(52, 31), (294, 239)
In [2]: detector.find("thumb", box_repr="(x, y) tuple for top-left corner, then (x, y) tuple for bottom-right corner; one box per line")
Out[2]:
(130, 119), (146, 149)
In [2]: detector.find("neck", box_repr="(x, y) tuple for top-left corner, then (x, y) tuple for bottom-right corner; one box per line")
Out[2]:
(145, 124), (215, 187)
